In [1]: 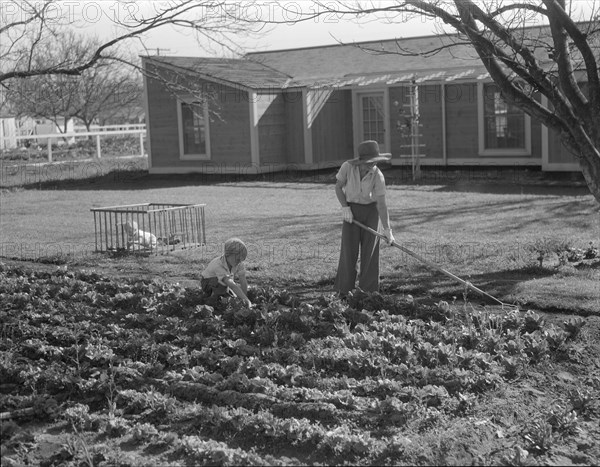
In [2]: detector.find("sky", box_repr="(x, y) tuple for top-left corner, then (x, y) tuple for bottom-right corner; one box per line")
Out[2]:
(21, 1), (598, 58)
(142, 6), (443, 56)
(75, 1), (449, 57)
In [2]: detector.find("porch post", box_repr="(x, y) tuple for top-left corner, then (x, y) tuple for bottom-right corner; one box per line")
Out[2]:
(441, 84), (447, 166)
(541, 95), (549, 171)
(248, 91), (260, 168)
(302, 88), (313, 165)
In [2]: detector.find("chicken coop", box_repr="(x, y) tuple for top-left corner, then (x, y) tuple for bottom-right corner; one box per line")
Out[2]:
(91, 203), (206, 254)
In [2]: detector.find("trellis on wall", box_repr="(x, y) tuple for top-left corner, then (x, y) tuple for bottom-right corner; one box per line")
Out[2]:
(91, 203), (206, 254)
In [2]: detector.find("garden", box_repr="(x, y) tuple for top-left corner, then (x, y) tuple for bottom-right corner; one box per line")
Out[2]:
(0, 135), (145, 164)
(1, 159), (599, 466)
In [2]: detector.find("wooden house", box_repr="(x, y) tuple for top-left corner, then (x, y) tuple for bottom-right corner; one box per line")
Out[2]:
(142, 27), (586, 174)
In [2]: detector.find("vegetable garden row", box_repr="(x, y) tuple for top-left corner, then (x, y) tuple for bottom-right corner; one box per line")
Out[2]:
(1, 263), (597, 465)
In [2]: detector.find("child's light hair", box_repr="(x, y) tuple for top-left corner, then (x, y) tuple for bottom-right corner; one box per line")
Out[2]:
(224, 238), (247, 261)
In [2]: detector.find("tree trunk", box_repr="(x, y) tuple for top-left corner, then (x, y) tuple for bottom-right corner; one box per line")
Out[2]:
(577, 145), (600, 204)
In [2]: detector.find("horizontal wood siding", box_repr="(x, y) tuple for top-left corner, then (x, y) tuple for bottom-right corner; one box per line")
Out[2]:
(257, 93), (286, 165)
(284, 90), (305, 164)
(312, 90), (353, 162)
(445, 83), (479, 160)
(145, 63), (251, 168)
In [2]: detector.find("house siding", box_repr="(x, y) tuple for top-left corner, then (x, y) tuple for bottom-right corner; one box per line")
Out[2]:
(530, 113), (543, 163)
(145, 63), (252, 169)
(420, 85), (444, 160)
(211, 85), (252, 165)
(548, 129), (579, 164)
(257, 93), (286, 165)
(546, 83), (585, 167)
(389, 84), (444, 160)
(312, 90), (353, 163)
(445, 83), (479, 160)
(145, 58), (585, 173)
(145, 63), (180, 168)
(284, 90), (305, 164)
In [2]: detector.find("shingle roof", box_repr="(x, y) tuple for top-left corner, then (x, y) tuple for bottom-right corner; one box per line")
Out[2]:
(146, 23), (596, 90)
(247, 34), (484, 81)
(144, 56), (292, 90)
(245, 29), (560, 87)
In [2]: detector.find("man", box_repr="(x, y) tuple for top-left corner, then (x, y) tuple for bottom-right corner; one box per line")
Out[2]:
(334, 140), (395, 296)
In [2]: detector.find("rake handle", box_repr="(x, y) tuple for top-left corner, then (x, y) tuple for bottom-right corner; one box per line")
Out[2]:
(351, 219), (505, 306)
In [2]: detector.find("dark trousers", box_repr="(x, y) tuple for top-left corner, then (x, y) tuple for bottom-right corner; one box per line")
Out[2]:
(334, 202), (380, 295)
(201, 277), (228, 297)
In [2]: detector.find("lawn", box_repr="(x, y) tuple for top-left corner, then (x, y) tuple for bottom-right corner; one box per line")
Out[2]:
(1, 160), (599, 466)
(1, 159), (598, 313)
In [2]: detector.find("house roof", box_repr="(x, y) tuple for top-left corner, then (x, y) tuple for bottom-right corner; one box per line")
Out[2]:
(143, 56), (292, 90)
(245, 28), (563, 88)
(146, 22), (596, 91)
(247, 34), (484, 81)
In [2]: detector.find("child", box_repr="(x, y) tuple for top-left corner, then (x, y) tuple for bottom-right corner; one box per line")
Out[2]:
(123, 220), (157, 250)
(201, 238), (252, 307)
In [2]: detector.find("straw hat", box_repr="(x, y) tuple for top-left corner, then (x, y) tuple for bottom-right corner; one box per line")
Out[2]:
(349, 140), (392, 165)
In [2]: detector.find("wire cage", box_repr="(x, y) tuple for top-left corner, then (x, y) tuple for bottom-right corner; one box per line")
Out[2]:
(91, 203), (206, 254)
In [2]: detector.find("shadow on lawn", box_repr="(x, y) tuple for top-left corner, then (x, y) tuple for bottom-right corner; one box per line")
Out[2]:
(431, 182), (589, 197)
(4, 161), (591, 197)
(391, 197), (597, 233)
(381, 264), (556, 306)
(2, 163), (339, 191)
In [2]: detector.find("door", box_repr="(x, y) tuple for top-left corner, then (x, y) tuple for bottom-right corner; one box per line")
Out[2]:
(356, 91), (389, 152)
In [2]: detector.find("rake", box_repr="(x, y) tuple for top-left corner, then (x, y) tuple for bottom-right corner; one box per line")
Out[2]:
(352, 220), (516, 308)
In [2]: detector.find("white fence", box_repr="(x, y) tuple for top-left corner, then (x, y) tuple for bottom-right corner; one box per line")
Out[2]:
(1, 126), (146, 162)
(73, 123), (146, 132)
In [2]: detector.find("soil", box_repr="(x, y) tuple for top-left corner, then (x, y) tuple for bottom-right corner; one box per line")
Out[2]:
(1, 227), (599, 466)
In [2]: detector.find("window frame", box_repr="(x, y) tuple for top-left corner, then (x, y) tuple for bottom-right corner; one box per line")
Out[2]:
(177, 97), (211, 161)
(477, 82), (531, 156)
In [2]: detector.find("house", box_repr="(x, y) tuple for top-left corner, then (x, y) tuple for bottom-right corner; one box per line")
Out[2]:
(0, 114), (75, 149)
(141, 25), (590, 175)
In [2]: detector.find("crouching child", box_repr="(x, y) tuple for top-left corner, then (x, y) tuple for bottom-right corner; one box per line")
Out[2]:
(201, 238), (252, 307)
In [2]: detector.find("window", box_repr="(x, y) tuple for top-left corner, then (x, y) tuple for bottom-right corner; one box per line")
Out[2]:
(478, 83), (530, 156)
(361, 94), (385, 143)
(177, 99), (210, 160)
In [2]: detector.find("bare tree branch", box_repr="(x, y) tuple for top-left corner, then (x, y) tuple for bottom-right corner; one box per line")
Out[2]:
(0, 1), (258, 82)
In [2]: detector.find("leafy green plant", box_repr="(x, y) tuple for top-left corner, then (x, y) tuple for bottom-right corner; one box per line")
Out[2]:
(527, 237), (573, 267)
(104, 415), (130, 438)
(498, 355), (523, 379)
(521, 332), (550, 363)
(544, 326), (569, 351)
(501, 446), (530, 466)
(0, 263), (595, 466)
(523, 419), (555, 453)
(523, 310), (545, 333)
(562, 317), (586, 339)
(568, 388), (595, 415)
(548, 404), (579, 436)
(583, 241), (598, 259)
(63, 403), (93, 431)
(131, 423), (160, 444)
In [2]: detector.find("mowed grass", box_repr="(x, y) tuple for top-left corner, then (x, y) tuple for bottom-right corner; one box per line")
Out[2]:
(1, 161), (598, 314)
